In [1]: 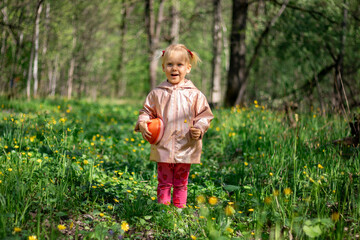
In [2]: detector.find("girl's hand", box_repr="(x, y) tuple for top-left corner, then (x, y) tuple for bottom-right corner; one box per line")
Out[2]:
(139, 120), (152, 140)
(190, 127), (201, 140)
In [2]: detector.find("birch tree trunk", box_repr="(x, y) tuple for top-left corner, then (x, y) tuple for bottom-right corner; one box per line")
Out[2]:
(67, 37), (77, 99)
(145, 0), (165, 90)
(210, 0), (223, 107)
(33, 1), (43, 98)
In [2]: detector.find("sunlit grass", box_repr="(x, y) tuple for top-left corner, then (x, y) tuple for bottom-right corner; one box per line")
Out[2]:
(0, 97), (358, 239)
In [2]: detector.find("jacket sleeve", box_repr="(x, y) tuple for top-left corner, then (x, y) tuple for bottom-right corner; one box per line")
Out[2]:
(134, 91), (157, 132)
(193, 93), (214, 138)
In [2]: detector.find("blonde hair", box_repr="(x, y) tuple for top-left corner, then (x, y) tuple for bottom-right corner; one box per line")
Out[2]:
(161, 44), (201, 67)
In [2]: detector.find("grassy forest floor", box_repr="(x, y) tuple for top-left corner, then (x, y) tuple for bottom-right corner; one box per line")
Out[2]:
(0, 97), (359, 240)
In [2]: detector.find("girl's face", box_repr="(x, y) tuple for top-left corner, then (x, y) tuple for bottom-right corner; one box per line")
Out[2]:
(162, 51), (192, 85)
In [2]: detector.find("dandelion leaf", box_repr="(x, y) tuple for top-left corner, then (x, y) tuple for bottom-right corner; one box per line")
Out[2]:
(303, 224), (322, 238)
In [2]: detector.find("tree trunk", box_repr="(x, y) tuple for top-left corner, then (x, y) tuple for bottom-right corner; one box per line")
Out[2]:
(116, 0), (134, 97)
(49, 54), (58, 96)
(210, 0), (223, 107)
(233, 0), (289, 106)
(1, 5), (8, 89)
(145, 0), (165, 90)
(333, 0), (348, 112)
(33, 1), (43, 98)
(225, 0), (248, 106)
(67, 37), (77, 99)
(170, 0), (180, 44)
(27, 42), (35, 99)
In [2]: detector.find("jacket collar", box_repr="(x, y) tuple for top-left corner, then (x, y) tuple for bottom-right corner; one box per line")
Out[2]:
(157, 79), (197, 90)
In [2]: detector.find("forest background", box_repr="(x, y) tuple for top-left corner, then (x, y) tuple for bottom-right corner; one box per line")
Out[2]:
(1, 0), (360, 111)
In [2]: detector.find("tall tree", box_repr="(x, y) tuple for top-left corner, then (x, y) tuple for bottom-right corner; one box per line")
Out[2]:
(210, 0), (223, 107)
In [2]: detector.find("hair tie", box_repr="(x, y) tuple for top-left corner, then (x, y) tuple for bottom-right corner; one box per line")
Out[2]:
(162, 50), (165, 57)
(187, 49), (193, 58)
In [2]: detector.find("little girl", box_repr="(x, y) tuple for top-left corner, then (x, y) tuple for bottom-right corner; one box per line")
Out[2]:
(135, 44), (214, 208)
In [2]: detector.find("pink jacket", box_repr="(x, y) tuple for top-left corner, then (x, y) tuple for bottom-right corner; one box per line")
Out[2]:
(135, 79), (214, 164)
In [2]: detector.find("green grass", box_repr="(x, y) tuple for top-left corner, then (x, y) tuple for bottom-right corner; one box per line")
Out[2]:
(0, 97), (359, 239)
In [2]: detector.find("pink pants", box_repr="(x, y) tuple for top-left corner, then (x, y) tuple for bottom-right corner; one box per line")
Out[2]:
(157, 163), (191, 208)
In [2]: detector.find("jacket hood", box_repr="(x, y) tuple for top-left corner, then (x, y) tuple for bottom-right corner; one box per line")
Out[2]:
(157, 79), (197, 90)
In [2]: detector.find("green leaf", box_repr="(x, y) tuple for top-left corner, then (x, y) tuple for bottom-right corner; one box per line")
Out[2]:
(223, 185), (241, 192)
(303, 225), (322, 238)
(55, 212), (68, 217)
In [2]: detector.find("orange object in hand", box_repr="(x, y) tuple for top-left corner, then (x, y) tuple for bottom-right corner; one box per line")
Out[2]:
(146, 118), (164, 144)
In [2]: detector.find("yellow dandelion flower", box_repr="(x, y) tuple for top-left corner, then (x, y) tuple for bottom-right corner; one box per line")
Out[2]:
(264, 197), (272, 204)
(121, 221), (129, 232)
(83, 160), (89, 165)
(196, 195), (206, 204)
(57, 224), (66, 230)
(284, 188), (292, 195)
(211, 217), (215, 220)
(191, 174), (196, 179)
(13, 227), (22, 233)
(70, 222), (74, 230)
(37, 159), (42, 163)
(92, 186), (97, 189)
(318, 164), (324, 169)
(151, 197), (156, 200)
(248, 208), (254, 212)
(244, 162), (248, 166)
(99, 213), (104, 217)
(269, 172), (273, 176)
(199, 216), (205, 219)
(238, 211), (243, 214)
(331, 212), (340, 222)
(127, 190), (132, 193)
(191, 235), (197, 240)
(8, 168), (12, 172)
(208, 196), (218, 205)
(251, 232), (255, 235)
(28, 236), (37, 240)
(108, 205), (113, 210)
(228, 202), (234, 205)
(225, 205), (235, 216)
(226, 227), (234, 233)
(114, 198), (119, 203)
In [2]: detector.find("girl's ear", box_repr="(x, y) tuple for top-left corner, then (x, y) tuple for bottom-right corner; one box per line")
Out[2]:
(186, 64), (192, 74)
